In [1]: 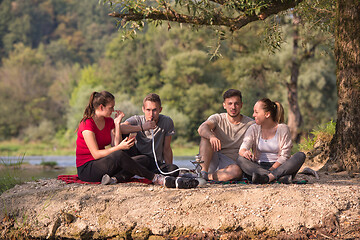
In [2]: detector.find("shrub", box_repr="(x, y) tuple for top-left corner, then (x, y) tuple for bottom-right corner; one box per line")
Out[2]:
(299, 120), (336, 152)
(23, 120), (55, 142)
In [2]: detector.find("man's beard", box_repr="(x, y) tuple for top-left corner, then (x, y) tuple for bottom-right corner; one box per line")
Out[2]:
(228, 111), (239, 118)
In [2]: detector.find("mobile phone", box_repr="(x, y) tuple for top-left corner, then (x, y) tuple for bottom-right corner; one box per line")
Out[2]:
(129, 132), (137, 139)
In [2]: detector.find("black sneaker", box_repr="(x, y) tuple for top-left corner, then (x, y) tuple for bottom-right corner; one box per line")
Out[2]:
(101, 174), (117, 185)
(175, 177), (199, 189)
(155, 176), (199, 189)
(252, 172), (269, 184)
(152, 174), (173, 188)
(277, 175), (292, 184)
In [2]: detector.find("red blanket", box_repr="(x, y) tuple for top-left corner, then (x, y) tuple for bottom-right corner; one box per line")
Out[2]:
(57, 175), (152, 185)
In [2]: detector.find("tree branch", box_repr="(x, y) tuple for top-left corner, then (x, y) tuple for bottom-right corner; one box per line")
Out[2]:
(109, 9), (256, 30)
(109, 0), (303, 31)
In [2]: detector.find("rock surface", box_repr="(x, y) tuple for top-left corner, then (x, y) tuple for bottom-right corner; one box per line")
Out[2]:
(1, 169), (360, 239)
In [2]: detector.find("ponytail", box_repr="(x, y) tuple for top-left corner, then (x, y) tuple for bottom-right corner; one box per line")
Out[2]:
(258, 98), (285, 124)
(274, 101), (284, 123)
(79, 91), (115, 124)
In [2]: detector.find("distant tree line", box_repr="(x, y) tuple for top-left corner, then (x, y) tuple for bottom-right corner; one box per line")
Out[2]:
(0, 0), (337, 149)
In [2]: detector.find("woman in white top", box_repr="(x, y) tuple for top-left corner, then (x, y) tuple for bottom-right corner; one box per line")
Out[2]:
(238, 98), (305, 184)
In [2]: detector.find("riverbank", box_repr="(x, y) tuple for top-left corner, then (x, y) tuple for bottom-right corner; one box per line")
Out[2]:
(2, 140), (360, 239)
(0, 155), (197, 195)
(1, 167), (360, 239)
(0, 140), (199, 157)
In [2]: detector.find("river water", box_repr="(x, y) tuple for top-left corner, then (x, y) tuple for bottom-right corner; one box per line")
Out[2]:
(0, 156), (194, 169)
(1, 155), (196, 169)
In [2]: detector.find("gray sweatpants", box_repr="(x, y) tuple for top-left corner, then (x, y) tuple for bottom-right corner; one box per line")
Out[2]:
(237, 152), (306, 180)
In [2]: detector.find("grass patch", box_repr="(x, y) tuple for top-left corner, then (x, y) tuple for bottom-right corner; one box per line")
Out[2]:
(0, 139), (196, 157)
(299, 120), (336, 152)
(0, 155), (25, 194)
(172, 145), (198, 156)
(40, 161), (58, 168)
(0, 140), (75, 156)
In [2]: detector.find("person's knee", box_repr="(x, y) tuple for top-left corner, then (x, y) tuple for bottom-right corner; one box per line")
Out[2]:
(160, 163), (179, 177)
(228, 164), (243, 179)
(199, 137), (211, 149)
(107, 150), (126, 162)
(165, 163), (179, 171)
(236, 155), (248, 166)
(213, 164), (242, 181)
(132, 155), (151, 167)
(295, 152), (306, 164)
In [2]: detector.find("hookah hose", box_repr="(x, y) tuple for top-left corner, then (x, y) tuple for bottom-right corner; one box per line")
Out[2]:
(151, 129), (191, 175)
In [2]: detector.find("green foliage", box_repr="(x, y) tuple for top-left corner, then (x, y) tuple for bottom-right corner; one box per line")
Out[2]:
(182, 84), (221, 140)
(0, 0), (12, 59)
(299, 120), (336, 151)
(295, 0), (336, 34)
(104, 27), (164, 96)
(0, 43), (57, 139)
(263, 16), (284, 52)
(161, 50), (215, 88)
(67, 83), (104, 133)
(0, 0), (339, 152)
(105, 0), (278, 37)
(161, 105), (190, 140)
(22, 120), (56, 143)
(227, 49), (281, 115)
(68, 64), (103, 121)
(112, 93), (142, 119)
(0, 0), (117, 63)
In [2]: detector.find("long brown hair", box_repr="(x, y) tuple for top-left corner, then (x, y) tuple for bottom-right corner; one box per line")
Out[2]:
(80, 91), (114, 123)
(258, 98), (284, 124)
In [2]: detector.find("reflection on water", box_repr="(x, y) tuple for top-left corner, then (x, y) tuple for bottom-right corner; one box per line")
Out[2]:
(1, 156), (195, 168)
(0, 166), (77, 184)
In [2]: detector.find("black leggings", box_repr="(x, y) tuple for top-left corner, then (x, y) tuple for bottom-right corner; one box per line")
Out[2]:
(77, 150), (155, 182)
(123, 145), (180, 177)
(238, 152), (306, 180)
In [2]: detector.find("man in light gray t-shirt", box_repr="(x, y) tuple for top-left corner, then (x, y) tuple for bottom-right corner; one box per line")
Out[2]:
(197, 89), (254, 181)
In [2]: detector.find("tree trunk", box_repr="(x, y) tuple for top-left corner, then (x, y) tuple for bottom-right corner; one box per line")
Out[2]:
(287, 14), (303, 143)
(328, 0), (360, 172)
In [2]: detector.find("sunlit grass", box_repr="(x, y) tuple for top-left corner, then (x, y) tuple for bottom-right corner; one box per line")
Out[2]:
(0, 139), (75, 156)
(299, 120), (336, 152)
(172, 144), (198, 156)
(0, 139), (199, 157)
